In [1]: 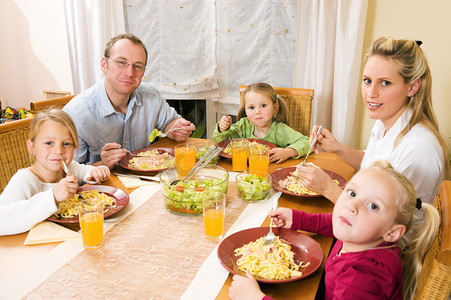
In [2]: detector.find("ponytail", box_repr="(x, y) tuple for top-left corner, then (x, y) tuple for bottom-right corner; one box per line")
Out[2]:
(402, 202), (440, 299)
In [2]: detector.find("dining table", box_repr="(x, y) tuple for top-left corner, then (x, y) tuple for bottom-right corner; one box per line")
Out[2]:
(0, 137), (355, 299)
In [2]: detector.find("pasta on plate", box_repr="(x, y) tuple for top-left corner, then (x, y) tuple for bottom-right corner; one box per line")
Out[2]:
(235, 236), (310, 280)
(279, 170), (339, 195)
(128, 149), (175, 170)
(223, 141), (265, 154)
(56, 190), (115, 218)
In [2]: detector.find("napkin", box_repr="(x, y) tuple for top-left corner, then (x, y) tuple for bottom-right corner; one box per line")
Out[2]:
(117, 175), (159, 189)
(24, 221), (81, 245)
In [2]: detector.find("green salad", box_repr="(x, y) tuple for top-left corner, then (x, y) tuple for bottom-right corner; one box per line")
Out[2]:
(195, 144), (219, 165)
(237, 173), (271, 201)
(148, 129), (163, 143)
(163, 175), (228, 215)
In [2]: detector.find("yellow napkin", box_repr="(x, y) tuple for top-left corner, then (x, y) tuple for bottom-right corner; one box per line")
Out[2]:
(24, 221), (81, 245)
(117, 175), (159, 189)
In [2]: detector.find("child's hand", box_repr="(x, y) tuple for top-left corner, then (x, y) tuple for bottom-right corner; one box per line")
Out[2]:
(53, 175), (78, 203)
(86, 166), (110, 184)
(219, 115), (232, 132)
(269, 207), (293, 228)
(229, 271), (265, 300)
(269, 147), (297, 164)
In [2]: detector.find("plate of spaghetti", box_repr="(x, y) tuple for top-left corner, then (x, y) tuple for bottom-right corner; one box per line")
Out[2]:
(118, 147), (175, 173)
(270, 166), (346, 197)
(47, 185), (129, 224)
(217, 227), (323, 283)
(216, 139), (276, 159)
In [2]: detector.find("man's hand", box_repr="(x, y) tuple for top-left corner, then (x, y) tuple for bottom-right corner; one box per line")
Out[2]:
(100, 142), (127, 170)
(165, 118), (195, 141)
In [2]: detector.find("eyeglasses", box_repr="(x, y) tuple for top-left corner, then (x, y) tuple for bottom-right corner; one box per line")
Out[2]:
(106, 57), (146, 73)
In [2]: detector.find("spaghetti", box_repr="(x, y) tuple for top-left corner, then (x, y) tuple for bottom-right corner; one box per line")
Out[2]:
(279, 170), (339, 195)
(234, 236), (309, 280)
(57, 190), (115, 218)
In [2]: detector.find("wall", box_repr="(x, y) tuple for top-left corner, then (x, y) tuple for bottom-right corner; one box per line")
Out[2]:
(0, 0), (72, 110)
(358, 0), (451, 154)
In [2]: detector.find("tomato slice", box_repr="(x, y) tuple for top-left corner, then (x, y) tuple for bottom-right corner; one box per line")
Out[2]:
(195, 186), (206, 192)
(176, 185), (184, 192)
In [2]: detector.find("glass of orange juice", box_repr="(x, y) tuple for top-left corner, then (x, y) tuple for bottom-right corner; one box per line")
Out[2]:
(78, 197), (104, 249)
(175, 143), (196, 177)
(249, 144), (270, 174)
(231, 138), (248, 172)
(203, 191), (226, 241)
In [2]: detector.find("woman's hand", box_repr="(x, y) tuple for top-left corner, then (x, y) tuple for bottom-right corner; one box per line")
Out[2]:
(53, 175), (78, 203)
(310, 125), (342, 154)
(100, 142), (127, 170)
(219, 115), (232, 132)
(295, 164), (342, 203)
(269, 147), (297, 163)
(268, 207), (293, 228)
(166, 118), (195, 141)
(86, 166), (110, 184)
(229, 271), (265, 300)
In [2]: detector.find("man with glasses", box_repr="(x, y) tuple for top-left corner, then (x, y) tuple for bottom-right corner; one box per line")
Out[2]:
(64, 34), (195, 169)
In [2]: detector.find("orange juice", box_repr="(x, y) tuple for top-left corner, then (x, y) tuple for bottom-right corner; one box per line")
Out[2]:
(80, 212), (104, 249)
(203, 209), (225, 240)
(249, 154), (269, 174)
(232, 147), (247, 172)
(175, 145), (196, 177)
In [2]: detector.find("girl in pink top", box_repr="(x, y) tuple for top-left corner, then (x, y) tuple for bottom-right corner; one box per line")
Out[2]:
(229, 160), (439, 300)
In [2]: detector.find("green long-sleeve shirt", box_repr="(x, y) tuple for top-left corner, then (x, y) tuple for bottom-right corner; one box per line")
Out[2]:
(213, 117), (310, 158)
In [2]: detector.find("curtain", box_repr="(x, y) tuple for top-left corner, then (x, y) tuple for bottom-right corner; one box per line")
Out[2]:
(64, 0), (126, 94)
(124, 0), (298, 101)
(294, 0), (368, 148)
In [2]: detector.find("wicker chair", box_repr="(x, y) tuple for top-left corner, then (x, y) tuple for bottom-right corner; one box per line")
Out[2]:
(0, 118), (33, 193)
(30, 95), (75, 114)
(414, 180), (451, 299)
(239, 85), (314, 136)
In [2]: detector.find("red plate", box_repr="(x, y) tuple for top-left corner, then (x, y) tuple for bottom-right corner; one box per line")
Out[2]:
(217, 227), (323, 283)
(217, 139), (276, 159)
(118, 147), (175, 173)
(47, 185), (129, 224)
(271, 166), (346, 197)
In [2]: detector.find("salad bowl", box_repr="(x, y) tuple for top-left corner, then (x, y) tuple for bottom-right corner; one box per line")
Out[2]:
(236, 172), (272, 202)
(159, 165), (229, 216)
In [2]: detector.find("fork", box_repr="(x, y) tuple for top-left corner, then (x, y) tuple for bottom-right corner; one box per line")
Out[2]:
(60, 158), (85, 200)
(301, 125), (323, 166)
(156, 127), (185, 138)
(263, 193), (279, 245)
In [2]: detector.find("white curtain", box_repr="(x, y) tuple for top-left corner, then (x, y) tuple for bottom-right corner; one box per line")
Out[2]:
(124, 0), (298, 101)
(294, 0), (368, 148)
(64, 0), (126, 94)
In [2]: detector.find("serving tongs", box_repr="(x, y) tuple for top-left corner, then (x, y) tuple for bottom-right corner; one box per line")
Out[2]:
(170, 145), (223, 185)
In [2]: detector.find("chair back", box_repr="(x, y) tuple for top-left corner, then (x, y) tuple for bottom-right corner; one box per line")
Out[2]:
(30, 95), (75, 114)
(0, 118), (33, 193)
(414, 180), (451, 299)
(239, 85), (314, 136)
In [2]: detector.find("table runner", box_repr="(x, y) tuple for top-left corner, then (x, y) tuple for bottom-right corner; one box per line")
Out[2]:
(24, 182), (253, 299)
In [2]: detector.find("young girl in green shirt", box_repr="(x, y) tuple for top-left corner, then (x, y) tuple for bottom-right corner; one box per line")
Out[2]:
(213, 83), (310, 163)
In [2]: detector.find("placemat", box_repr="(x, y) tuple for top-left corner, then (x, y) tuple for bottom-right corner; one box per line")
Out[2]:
(24, 183), (249, 299)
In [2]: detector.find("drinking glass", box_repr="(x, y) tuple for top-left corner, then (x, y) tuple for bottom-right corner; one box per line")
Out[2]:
(248, 144), (270, 174)
(78, 197), (104, 249)
(174, 143), (196, 177)
(203, 191), (226, 241)
(231, 138), (248, 172)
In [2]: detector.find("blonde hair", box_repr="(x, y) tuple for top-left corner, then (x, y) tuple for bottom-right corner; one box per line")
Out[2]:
(365, 37), (449, 179)
(237, 83), (291, 126)
(369, 160), (440, 300)
(29, 109), (79, 161)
